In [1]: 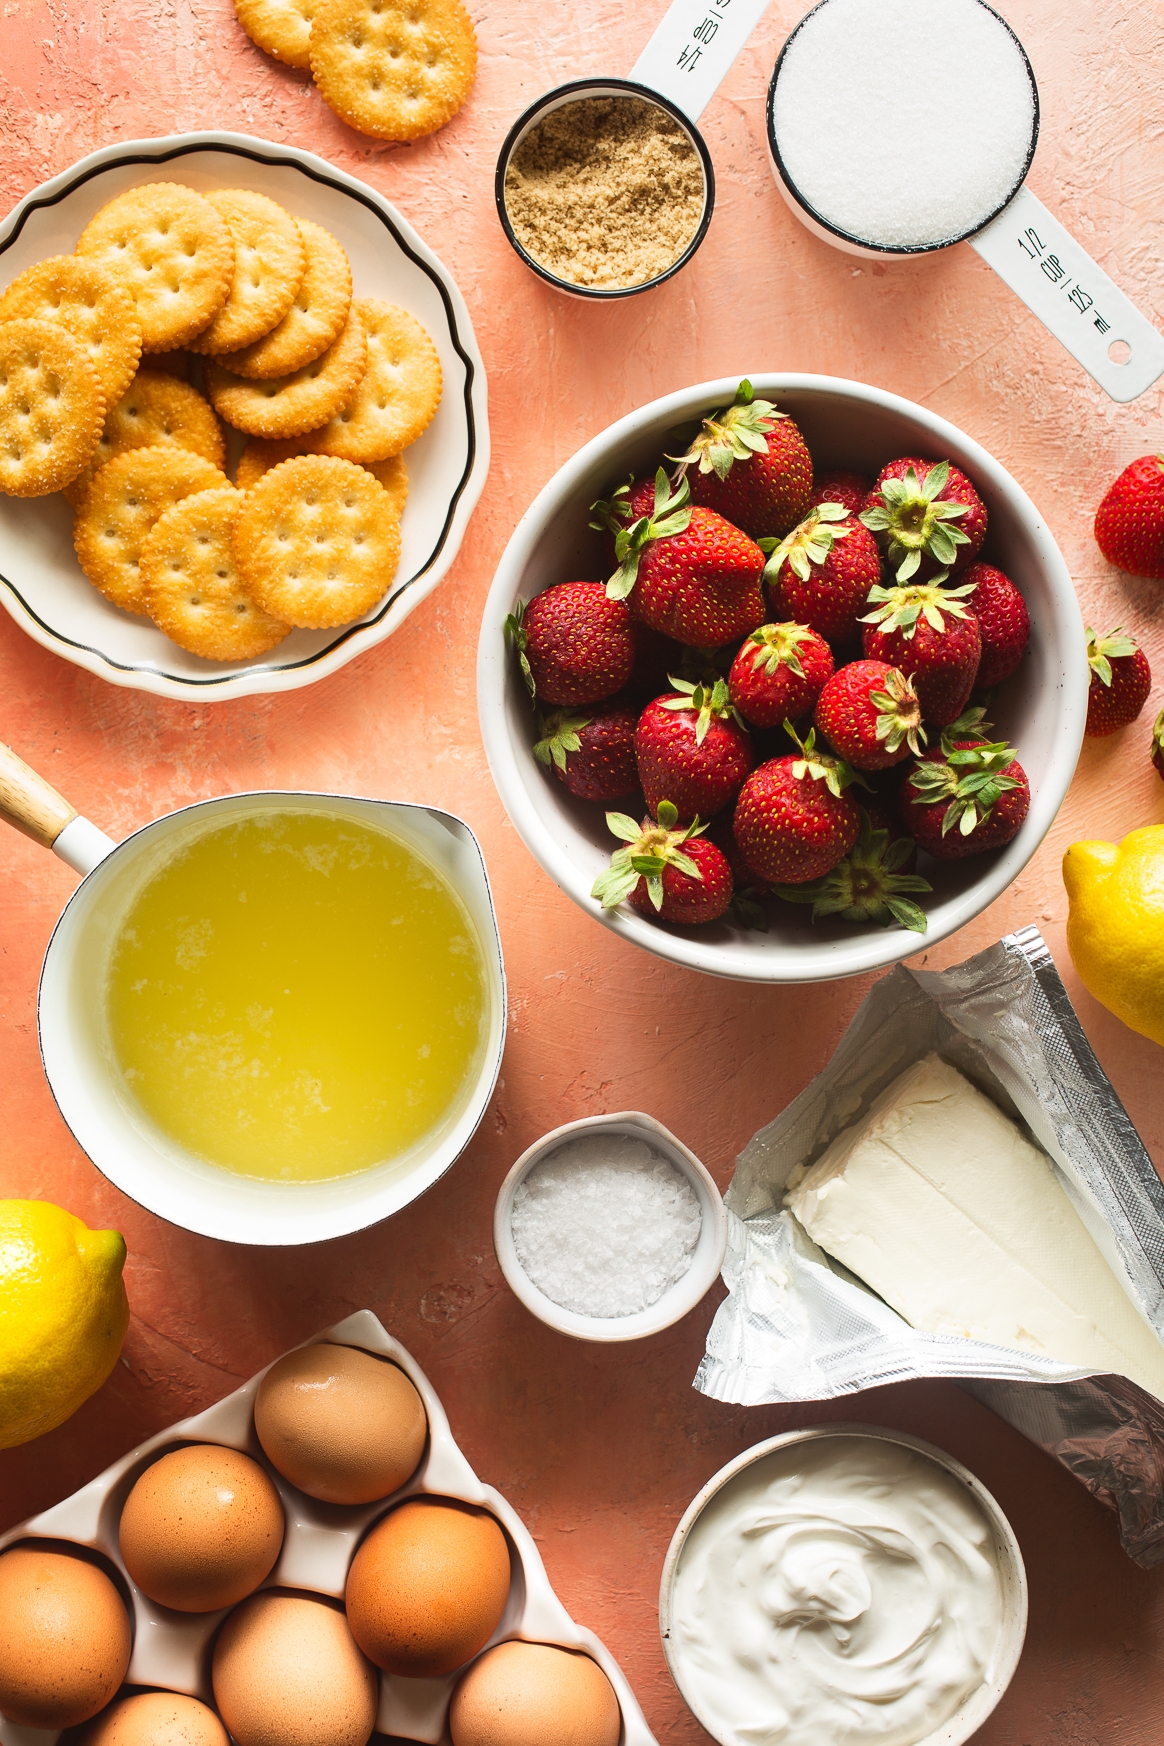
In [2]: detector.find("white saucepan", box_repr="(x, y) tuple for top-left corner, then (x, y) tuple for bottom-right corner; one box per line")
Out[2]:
(0, 742), (506, 1246)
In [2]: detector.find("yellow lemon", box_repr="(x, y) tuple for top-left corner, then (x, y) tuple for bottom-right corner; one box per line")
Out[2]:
(1063, 825), (1164, 1047)
(0, 1200), (129, 1450)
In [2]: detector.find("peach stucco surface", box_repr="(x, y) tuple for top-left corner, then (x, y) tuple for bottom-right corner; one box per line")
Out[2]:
(2, 1), (1164, 1740)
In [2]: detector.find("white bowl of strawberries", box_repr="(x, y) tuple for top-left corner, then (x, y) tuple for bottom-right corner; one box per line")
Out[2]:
(478, 374), (1087, 983)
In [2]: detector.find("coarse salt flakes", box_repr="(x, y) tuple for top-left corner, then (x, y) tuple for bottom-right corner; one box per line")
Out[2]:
(771, 0), (1035, 250)
(510, 1132), (703, 1319)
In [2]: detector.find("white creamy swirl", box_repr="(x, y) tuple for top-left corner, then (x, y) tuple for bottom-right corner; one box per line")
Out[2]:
(671, 1436), (1002, 1746)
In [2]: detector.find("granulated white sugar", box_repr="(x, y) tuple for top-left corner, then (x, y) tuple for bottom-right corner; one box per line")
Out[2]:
(771, 0), (1036, 249)
(510, 1133), (703, 1318)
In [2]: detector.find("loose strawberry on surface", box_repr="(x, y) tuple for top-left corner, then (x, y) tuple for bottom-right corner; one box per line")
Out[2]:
(763, 503), (883, 643)
(860, 576), (982, 726)
(814, 659), (925, 770)
(903, 730), (1030, 860)
(733, 726), (863, 885)
(773, 809), (933, 934)
(670, 379), (813, 541)
(506, 582), (635, 705)
(592, 801), (732, 926)
(860, 458), (986, 582)
(634, 677), (754, 823)
(600, 468), (766, 648)
(534, 701), (640, 803)
(963, 563), (1029, 687)
(1085, 626), (1152, 737)
(1094, 454), (1164, 580)
(729, 622), (834, 727)
(809, 470), (872, 516)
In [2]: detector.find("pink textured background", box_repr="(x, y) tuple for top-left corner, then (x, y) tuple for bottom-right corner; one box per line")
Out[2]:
(3, 1), (1164, 1741)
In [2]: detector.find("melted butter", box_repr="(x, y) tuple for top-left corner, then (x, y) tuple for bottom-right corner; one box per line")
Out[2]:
(104, 810), (489, 1182)
(671, 1435), (1003, 1746)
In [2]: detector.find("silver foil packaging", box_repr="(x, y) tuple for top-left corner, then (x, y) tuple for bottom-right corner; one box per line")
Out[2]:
(696, 925), (1164, 1565)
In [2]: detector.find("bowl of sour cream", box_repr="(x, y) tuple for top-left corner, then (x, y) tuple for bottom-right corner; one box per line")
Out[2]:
(660, 1425), (1027, 1746)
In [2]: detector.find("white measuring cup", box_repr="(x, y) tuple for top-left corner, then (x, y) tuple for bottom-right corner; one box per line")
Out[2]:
(767, 0), (1164, 404)
(0, 741), (506, 1247)
(494, 0), (773, 297)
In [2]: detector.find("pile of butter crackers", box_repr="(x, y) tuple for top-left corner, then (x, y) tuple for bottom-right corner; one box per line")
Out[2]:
(0, 182), (442, 660)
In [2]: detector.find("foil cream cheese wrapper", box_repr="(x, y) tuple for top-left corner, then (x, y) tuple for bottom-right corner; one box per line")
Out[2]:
(696, 925), (1164, 1567)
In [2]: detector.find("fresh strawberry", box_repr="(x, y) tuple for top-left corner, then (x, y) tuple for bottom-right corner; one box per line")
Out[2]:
(733, 727), (862, 884)
(506, 582), (635, 705)
(1085, 626), (1152, 736)
(590, 474), (658, 570)
(729, 622), (834, 727)
(762, 505), (883, 643)
(1095, 455), (1164, 579)
(809, 470), (872, 516)
(602, 470), (766, 648)
(773, 808), (932, 933)
(860, 576), (982, 725)
(709, 812), (773, 897)
(859, 458), (986, 582)
(1153, 709), (1164, 782)
(963, 563), (1029, 687)
(814, 660), (925, 770)
(592, 801), (732, 925)
(903, 735), (1029, 859)
(634, 677), (753, 822)
(670, 379), (813, 540)
(533, 701), (640, 802)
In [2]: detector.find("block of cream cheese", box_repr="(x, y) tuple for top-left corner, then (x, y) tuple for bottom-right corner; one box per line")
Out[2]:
(786, 1053), (1164, 1399)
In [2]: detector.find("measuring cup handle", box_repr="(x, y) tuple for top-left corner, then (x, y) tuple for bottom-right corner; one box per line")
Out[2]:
(970, 185), (1164, 404)
(0, 739), (78, 849)
(630, 0), (772, 124)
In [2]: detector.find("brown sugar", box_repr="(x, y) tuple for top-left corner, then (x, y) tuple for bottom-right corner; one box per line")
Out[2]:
(503, 96), (706, 290)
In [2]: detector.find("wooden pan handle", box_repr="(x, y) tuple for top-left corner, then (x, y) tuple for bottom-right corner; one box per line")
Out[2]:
(0, 740), (78, 849)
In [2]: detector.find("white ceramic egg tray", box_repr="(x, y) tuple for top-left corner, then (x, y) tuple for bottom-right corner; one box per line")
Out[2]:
(0, 1311), (656, 1746)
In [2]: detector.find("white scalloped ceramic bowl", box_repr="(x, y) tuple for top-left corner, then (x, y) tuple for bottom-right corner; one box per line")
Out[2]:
(0, 133), (489, 701)
(477, 374), (1087, 983)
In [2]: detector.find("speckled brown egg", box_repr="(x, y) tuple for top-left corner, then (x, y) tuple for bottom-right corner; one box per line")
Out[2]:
(75, 1690), (230, 1746)
(449, 1642), (622, 1746)
(119, 1443), (284, 1613)
(344, 1497), (511, 1677)
(0, 1546), (132, 1728)
(212, 1592), (377, 1746)
(253, 1343), (426, 1505)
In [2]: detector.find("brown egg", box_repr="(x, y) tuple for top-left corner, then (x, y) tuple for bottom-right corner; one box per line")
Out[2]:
(253, 1344), (426, 1505)
(0, 1547), (132, 1728)
(212, 1592), (377, 1746)
(119, 1443), (284, 1612)
(75, 1691), (230, 1746)
(449, 1642), (622, 1746)
(345, 1498), (510, 1678)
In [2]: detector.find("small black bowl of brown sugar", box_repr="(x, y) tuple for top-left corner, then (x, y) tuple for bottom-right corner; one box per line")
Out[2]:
(495, 78), (715, 299)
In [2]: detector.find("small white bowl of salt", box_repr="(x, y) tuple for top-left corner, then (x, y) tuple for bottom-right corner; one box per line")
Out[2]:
(493, 1112), (728, 1342)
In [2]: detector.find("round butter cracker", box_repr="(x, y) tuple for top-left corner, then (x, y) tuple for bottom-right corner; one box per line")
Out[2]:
(190, 191), (307, 357)
(65, 370), (226, 509)
(234, 0), (321, 69)
(0, 317), (105, 497)
(309, 0), (477, 142)
(237, 436), (407, 516)
(234, 453), (401, 627)
(76, 183), (235, 352)
(205, 303), (367, 437)
(307, 298), (439, 462)
(215, 220), (352, 379)
(141, 485), (290, 660)
(0, 256), (142, 407)
(74, 445), (229, 614)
